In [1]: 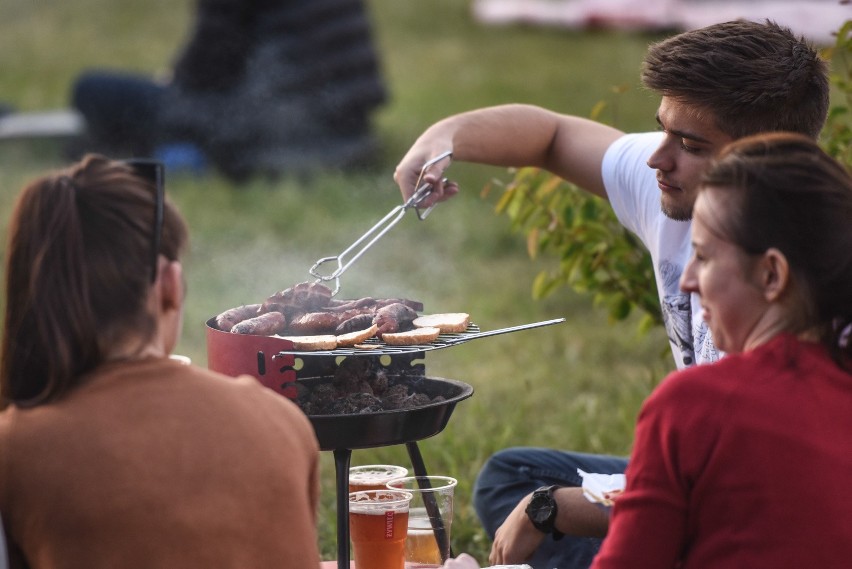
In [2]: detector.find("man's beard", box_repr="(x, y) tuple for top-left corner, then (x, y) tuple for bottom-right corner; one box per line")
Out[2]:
(660, 198), (693, 222)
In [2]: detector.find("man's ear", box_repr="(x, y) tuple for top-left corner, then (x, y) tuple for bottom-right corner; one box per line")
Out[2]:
(159, 260), (184, 311)
(760, 248), (790, 302)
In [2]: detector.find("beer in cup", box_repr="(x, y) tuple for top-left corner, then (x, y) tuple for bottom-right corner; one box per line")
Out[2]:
(386, 475), (457, 567)
(349, 489), (413, 569)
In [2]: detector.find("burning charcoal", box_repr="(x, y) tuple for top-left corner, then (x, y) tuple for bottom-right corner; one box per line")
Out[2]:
(294, 382), (310, 401)
(334, 380), (373, 397)
(308, 383), (337, 409)
(381, 384), (411, 410)
(333, 357), (376, 391)
(294, 371), (460, 417)
(406, 393), (432, 409)
(324, 392), (383, 415)
(368, 368), (389, 395)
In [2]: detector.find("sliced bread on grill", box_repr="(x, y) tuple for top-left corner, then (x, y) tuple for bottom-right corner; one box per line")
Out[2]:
(412, 313), (470, 333)
(279, 334), (337, 351)
(381, 326), (441, 346)
(336, 324), (379, 347)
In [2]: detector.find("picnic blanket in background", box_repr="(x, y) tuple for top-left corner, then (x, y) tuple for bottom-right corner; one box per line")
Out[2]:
(472, 0), (851, 45)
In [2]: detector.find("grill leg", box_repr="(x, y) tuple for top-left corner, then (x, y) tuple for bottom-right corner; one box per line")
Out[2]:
(406, 442), (453, 562)
(333, 448), (352, 569)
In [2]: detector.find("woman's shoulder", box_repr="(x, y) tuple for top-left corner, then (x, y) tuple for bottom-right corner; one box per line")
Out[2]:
(650, 334), (829, 405)
(195, 367), (312, 418)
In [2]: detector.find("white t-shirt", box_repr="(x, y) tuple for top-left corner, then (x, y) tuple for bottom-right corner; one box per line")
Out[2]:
(601, 132), (721, 369)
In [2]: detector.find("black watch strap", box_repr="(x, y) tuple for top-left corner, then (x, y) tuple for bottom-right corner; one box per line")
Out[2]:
(526, 485), (565, 541)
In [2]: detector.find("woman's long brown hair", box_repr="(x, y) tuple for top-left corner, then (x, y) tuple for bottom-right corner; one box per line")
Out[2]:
(1, 155), (188, 407)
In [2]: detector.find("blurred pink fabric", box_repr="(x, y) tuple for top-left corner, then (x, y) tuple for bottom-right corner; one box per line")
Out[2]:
(472, 0), (850, 45)
(442, 553), (486, 569)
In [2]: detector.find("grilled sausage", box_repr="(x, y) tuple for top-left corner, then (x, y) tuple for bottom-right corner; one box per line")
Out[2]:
(335, 313), (375, 335)
(373, 303), (418, 337)
(325, 297), (378, 312)
(286, 311), (343, 334)
(230, 311), (287, 335)
(215, 304), (262, 332)
(261, 282), (333, 317)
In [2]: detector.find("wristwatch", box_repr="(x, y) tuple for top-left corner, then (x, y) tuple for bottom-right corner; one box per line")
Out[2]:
(525, 485), (565, 541)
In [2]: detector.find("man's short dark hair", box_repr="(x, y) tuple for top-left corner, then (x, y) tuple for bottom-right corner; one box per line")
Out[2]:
(641, 20), (830, 139)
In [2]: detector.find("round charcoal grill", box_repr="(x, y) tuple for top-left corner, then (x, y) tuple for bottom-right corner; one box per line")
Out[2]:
(206, 316), (563, 568)
(206, 318), (479, 568)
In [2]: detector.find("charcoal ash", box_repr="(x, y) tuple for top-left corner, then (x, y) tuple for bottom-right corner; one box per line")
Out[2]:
(296, 357), (446, 415)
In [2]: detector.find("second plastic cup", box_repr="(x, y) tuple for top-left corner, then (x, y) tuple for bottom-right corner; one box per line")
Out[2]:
(349, 464), (409, 493)
(386, 475), (458, 567)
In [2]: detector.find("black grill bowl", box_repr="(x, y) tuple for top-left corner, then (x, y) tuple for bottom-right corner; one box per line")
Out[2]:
(300, 376), (473, 451)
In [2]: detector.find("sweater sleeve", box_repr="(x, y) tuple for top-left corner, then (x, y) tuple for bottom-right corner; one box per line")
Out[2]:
(591, 368), (721, 569)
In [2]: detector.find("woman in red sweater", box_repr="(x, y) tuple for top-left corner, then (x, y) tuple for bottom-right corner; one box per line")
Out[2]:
(590, 133), (852, 568)
(0, 155), (322, 568)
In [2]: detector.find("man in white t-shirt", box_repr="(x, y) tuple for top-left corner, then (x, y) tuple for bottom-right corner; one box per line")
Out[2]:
(394, 19), (829, 569)
(603, 131), (723, 368)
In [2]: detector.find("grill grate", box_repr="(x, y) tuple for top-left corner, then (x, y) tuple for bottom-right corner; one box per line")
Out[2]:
(272, 318), (565, 358)
(273, 323), (482, 357)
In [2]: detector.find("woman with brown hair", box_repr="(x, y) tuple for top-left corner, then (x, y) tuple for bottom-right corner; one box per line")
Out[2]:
(590, 132), (852, 568)
(0, 155), (322, 568)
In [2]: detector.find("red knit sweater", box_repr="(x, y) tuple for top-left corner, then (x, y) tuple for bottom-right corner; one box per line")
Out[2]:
(592, 334), (852, 568)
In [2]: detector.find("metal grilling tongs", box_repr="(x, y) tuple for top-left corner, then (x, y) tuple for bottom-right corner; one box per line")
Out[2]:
(309, 150), (453, 295)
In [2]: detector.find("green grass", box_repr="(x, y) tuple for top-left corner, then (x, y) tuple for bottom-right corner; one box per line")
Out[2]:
(4, 0), (821, 562)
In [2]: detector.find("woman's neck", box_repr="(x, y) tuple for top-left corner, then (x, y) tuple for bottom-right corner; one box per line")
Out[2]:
(104, 342), (165, 363)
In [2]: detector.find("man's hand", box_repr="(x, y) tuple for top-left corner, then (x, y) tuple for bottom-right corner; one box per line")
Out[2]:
(488, 491), (545, 566)
(487, 486), (611, 566)
(393, 146), (457, 208)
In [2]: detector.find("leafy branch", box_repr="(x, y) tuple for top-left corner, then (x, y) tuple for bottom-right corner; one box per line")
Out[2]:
(821, 19), (852, 164)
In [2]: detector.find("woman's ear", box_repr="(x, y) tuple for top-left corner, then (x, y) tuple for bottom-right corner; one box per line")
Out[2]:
(159, 260), (184, 312)
(759, 248), (790, 302)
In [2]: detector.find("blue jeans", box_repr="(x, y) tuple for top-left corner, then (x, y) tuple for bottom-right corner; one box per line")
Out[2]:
(473, 447), (628, 569)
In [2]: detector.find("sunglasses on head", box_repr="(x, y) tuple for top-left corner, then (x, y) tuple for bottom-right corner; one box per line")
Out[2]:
(122, 159), (165, 283)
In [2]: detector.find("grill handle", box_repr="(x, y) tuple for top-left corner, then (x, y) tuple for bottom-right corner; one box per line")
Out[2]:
(442, 318), (566, 344)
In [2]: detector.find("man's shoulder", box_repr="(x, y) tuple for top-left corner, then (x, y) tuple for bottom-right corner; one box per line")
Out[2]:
(606, 131), (665, 159)
(602, 131), (668, 239)
(602, 131), (664, 185)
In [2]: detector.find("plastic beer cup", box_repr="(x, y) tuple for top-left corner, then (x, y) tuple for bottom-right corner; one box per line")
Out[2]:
(386, 476), (457, 567)
(349, 464), (409, 493)
(349, 489), (413, 569)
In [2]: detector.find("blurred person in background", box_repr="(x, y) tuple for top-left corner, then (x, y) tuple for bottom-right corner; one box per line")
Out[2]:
(591, 132), (852, 568)
(0, 155), (322, 568)
(70, 0), (387, 181)
(394, 19), (830, 569)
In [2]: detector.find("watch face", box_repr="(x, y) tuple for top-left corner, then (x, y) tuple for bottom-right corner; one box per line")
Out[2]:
(529, 493), (555, 524)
